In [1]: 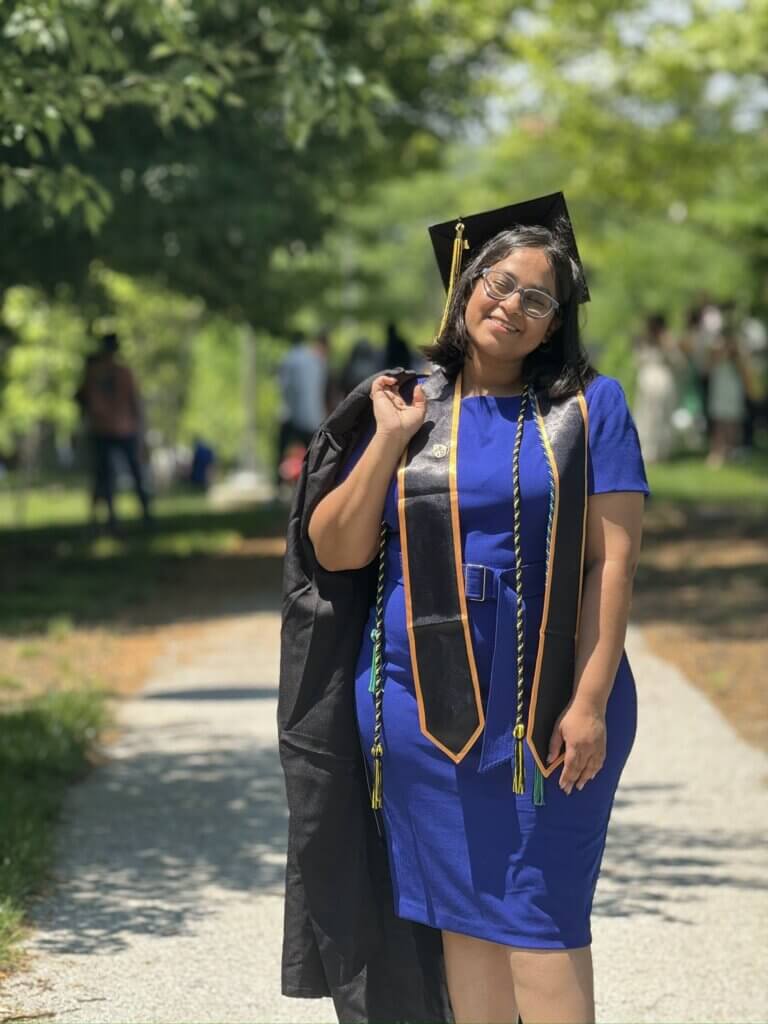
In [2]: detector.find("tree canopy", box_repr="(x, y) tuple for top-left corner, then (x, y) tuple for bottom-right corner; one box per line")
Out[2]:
(1, 0), (510, 324)
(1, 0), (766, 464)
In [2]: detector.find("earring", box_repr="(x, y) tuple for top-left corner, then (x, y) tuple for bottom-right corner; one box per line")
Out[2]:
(539, 336), (552, 351)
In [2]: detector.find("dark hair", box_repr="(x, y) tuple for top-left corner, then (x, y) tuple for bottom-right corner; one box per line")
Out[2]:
(646, 312), (668, 338)
(100, 332), (119, 354)
(685, 306), (703, 329)
(419, 223), (596, 398)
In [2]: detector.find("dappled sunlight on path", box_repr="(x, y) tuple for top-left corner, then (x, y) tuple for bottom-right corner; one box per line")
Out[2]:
(1, 617), (766, 1023)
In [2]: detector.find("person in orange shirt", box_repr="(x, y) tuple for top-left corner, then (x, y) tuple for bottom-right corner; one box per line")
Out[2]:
(79, 333), (152, 528)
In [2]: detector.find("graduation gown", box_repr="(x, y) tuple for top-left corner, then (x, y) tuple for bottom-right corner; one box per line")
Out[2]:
(277, 366), (454, 1024)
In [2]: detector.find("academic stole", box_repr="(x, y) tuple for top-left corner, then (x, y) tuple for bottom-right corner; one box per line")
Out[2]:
(395, 368), (589, 786)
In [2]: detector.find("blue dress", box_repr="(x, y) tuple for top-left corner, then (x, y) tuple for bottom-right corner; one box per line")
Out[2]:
(340, 373), (650, 949)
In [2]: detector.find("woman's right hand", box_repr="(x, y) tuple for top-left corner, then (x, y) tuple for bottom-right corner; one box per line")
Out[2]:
(370, 375), (428, 445)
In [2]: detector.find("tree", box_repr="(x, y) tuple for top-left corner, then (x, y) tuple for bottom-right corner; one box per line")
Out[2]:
(0, 0), (515, 327)
(0, 0), (251, 230)
(308, 0), (768, 354)
(0, 1), (520, 466)
(491, 0), (768, 268)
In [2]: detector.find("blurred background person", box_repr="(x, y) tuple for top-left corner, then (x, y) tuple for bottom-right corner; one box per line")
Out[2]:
(318, 327), (345, 413)
(75, 350), (109, 521)
(275, 330), (328, 486)
(706, 327), (752, 467)
(188, 436), (216, 492)
(737, 311), (768, 451)
(384, 322), (413, 371)
(680, 301), (719, 444)
(78, 333), (152, 529)
(632, 313), (679, 463)
(340, 336), (383, 396)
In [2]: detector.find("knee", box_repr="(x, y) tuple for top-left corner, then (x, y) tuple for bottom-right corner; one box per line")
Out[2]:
(509, 945), (593, 996)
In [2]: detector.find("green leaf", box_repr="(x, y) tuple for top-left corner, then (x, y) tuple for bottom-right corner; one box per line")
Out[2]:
(222, 92), (246, 109)
(149, 43), (175, 60)
(2, 176), (24, 210)
(83, 201), (103, 234)
(72, 123), (94, 150)
(24, 133), (44, 159)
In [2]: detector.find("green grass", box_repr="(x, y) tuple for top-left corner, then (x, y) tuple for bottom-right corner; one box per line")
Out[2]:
(0, 687), (108, 970)
(0, 477), (212, 530)
(1, 490), (287, 636)
(646, 450), (768, 507)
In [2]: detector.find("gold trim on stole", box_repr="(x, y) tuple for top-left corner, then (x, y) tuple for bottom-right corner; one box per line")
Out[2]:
(396, 371), (485, 762)
(574, 392), (589, 641)
(526, 390), (589, 777)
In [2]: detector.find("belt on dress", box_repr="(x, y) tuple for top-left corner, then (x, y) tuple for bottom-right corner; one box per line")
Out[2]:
(384, 545), (547, 772)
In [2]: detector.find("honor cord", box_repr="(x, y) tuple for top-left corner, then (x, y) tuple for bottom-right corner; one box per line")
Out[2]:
(370, 521), (388, 809)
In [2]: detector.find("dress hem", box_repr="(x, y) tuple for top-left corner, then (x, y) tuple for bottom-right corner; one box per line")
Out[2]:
(395, 897), (592, 951)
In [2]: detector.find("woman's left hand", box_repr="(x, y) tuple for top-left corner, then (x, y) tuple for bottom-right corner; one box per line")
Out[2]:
(547, 700), (607, 795)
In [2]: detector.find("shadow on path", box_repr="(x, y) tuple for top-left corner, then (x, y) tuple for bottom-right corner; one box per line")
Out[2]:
(32, 741), (289, 957)
(32, 747), (768, 956)
(595, 781), (768, 926)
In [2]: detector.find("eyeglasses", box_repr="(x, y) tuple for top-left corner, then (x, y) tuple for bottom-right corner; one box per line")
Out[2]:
(479, 269), (559, 319)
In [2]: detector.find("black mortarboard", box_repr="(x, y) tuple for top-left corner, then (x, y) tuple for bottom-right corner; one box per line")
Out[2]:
(428, 192), (589, 338)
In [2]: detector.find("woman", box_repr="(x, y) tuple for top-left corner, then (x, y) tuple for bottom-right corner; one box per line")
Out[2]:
(632, 312), (680, 463)
(706, 329), (751, 467)
(303, 196), (649, 1024)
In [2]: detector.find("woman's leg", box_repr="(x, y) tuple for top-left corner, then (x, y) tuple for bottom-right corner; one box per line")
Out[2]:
(93, 435), (116, 524)
(707, 419), (725, 466)
(119, 435), (151, 518)
(442, 930), (519, 1024)
(508, 945), (595, 1024)
(722, 419), (740, 459)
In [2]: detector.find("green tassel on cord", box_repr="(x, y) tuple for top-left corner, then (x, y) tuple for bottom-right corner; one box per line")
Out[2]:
(368, 628), (379, 693)
(533, 764), (545, 806)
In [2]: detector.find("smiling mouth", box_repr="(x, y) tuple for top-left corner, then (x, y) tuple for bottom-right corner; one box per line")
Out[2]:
(487, 316), (521, 333)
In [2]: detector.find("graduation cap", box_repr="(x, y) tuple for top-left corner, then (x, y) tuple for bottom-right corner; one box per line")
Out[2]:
(428, 191), (589, 338)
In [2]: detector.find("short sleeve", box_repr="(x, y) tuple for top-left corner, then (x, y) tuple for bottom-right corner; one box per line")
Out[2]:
(586, 375), (650, 498)
(336, 420), (376, 484)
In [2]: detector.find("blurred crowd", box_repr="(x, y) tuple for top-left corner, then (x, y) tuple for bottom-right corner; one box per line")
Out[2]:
(68, 322), (419, 518)
(632, 300), (767, 467)
(277, 302), (768, 495)
(66, 301), (767, 520)
(275, 322), (425, 491)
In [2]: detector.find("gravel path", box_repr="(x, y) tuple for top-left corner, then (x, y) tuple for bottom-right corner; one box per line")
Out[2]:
(1, 616), (766, 1024)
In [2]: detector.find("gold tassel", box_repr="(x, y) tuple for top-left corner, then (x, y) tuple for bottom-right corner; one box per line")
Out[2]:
(512, 723), (526, 795)
(371, 742), (384, 809)
(435, 220), (469, 341)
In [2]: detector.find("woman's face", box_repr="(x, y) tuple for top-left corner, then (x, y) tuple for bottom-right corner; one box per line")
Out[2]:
(463, 246), (558, 362)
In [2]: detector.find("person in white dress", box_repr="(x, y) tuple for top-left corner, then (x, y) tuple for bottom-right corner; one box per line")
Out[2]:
(632, 314), (680, 463)
(707, 330), (753, 467)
